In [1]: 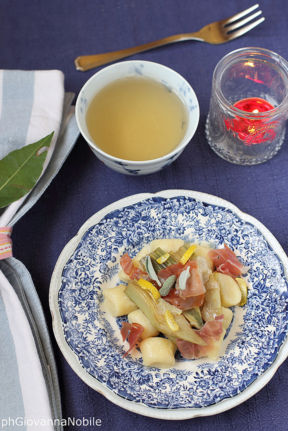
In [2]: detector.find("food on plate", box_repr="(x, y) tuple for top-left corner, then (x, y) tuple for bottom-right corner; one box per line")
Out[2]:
(214, 272), (242, 307)
(125, 282), (206, 345)
(103, 239), (249, 368)
(128, 309), (159, 339)
(102, 285), (138, 317)
(140, 337), (177, 368)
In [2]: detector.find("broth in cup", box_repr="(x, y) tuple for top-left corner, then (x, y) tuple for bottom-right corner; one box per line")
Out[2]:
(76, 61), (199, 175)
(86, 76), (188, 161)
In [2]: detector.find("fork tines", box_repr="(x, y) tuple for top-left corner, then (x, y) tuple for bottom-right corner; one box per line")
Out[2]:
(223, 4), (265, 38)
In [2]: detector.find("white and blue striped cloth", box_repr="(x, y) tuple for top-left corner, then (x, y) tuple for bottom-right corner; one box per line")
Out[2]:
(0, 70), (79, 430)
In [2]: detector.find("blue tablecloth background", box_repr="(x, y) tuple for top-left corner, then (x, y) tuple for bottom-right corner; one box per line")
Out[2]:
(1, 0), (288, 429)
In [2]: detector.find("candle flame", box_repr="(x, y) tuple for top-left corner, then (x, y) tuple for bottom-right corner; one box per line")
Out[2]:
(248, 125), (256, 134)
(244, 61), (255, 67)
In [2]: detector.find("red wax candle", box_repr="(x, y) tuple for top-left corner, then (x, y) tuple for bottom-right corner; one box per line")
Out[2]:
(225, 97), (277, 145)
(234, 97), (274, 113)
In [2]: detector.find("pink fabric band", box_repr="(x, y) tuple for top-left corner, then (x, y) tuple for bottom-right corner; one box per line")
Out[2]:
(0, 227), (13, 259)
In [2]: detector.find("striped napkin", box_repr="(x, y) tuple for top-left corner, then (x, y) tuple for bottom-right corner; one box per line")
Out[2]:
(0, 70), (79, 430)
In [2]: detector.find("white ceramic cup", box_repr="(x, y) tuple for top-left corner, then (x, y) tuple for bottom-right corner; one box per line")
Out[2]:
(75, 60), (200, 175)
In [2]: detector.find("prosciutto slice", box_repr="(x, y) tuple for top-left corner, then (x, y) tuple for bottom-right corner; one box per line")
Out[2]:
(176, 315), (224, 359)
(159, 261), (205, 309)
(158, 263), (184, 281)
(164, 288), (205, 310)
(120, 322), (144, 357)
(120, 253), (147, 280)
(177, 261), (206, 298)
(208, 244), (246, 277)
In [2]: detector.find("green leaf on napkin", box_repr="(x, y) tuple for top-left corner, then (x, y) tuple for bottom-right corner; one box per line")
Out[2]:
(0, 132), (54, 208)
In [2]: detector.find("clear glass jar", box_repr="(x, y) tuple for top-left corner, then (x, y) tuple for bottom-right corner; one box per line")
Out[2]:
(206, 47), (288, 165)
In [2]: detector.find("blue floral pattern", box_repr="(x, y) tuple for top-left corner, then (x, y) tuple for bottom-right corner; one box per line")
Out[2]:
(55, 193), (288, 409)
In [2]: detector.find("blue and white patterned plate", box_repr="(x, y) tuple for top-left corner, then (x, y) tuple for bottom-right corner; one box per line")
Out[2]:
(49, 190), (288, 419)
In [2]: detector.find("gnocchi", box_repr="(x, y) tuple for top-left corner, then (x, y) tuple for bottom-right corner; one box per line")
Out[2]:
(128, 309), (159, 339)
(140, 337), (177, 368)
(103, 285), (138, 317)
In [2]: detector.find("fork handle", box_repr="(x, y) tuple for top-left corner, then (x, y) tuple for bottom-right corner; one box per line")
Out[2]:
(74, 32), (203, 71)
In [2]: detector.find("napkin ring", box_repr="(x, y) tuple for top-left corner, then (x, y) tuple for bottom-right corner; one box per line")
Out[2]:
(0, 227), (13, 259)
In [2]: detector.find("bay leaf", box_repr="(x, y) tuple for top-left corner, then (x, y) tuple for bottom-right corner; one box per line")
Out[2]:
(0, 132), (54, 208)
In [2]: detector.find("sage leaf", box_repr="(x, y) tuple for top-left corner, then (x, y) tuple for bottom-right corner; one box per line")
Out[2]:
(145, 255), (161, 286)
(159, 275), (176, 297)
(0, 132), (54, 208)
(178, 266), (190, 290)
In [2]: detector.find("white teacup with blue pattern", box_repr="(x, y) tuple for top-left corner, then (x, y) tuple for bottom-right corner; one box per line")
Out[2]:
(75, 60), (199, 175)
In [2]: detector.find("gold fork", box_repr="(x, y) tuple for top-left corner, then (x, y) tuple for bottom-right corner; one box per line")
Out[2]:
(75, 4), (265, 72)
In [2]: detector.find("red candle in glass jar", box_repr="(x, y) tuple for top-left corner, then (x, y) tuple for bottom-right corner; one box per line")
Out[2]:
(225, 97), (277, 145)
(234, 97), (274, 113)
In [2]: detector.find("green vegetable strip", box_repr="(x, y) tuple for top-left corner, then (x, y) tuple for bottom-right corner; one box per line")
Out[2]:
(183, 308), (203, 329)
(150, 248), (176, 272)
(170, 243), (190, 262)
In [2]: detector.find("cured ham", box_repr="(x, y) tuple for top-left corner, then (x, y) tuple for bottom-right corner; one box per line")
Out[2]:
(199, 315), (224, 339)
(120, 253), (147, 280)
(176, 315), (224, 359)
(159, 261), (205, 302)
(158, 262), (184, 281)
(208, 244), (246, 277)
(164, 287), (205, 310)
(120, 322), (144, 357)
(177, 261), (206, 298)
